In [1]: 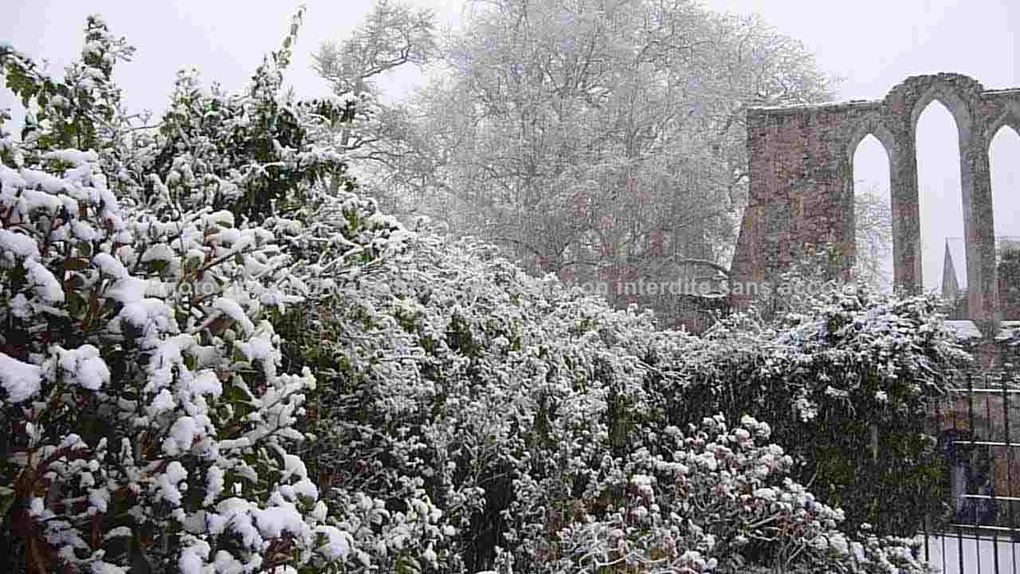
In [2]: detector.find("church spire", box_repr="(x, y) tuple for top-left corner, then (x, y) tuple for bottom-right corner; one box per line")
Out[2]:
(941, 239), (960, 301)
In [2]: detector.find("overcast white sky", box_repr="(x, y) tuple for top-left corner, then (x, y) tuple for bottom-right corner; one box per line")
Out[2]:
(2, 0), (1018, 291)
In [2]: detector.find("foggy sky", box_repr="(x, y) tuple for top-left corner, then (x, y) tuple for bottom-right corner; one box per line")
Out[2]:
(2, 0), (1018, 291)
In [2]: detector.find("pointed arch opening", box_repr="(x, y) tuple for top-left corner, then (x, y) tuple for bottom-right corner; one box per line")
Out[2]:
(990, 125), (1020, 319)
(916, 100), (966, 316)
(851, 134), (893, 293)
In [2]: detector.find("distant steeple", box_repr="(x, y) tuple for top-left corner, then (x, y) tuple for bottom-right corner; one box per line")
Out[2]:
(942, 239), (960, 300)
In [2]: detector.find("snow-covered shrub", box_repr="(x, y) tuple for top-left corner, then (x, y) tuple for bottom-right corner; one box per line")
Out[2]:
(0, 16), (134, 158)
(0, 17), (352, 573)
(0, 144), (349, 572)
(143, 62), (354, 219)
(136, 9), (356, 221)
(1, 10), (355, 223)
(528, 415), (932, 573)
(288, 213), (939, 571)
(650, 285), (968, 535)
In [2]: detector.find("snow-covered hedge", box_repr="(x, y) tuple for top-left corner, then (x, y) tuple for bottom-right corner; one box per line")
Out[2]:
(530, 415), (931, 573)
(0, 13), (953, 574)
(287, 215), (940, 572)
(655, 286), (967, 535)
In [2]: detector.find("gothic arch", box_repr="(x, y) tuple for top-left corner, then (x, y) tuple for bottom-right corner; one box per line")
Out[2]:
(845, 115), (898, 163)
(908, 84), (978, 141)
(986, 106), (1020, 148)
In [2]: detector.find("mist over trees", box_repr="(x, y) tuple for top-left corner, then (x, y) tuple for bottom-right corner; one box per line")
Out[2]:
(318, 0), (834, 323)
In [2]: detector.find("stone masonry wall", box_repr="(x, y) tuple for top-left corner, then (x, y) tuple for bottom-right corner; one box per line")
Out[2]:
(732, 74), (1020, 332)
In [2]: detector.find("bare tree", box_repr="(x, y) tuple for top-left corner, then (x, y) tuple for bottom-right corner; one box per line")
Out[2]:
(325, 0), (833, 325)
(853, 182), (894, 292)
(312, 0), (436, 155)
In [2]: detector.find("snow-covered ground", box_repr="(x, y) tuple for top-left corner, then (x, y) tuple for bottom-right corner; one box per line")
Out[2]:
(923, 534), (1020, 573)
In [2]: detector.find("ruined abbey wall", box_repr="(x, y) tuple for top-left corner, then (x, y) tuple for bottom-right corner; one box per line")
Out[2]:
(731, 73), (1020, 330)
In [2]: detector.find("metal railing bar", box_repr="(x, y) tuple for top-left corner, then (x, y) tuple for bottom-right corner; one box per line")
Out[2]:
(933, 397), (948, 574)
(924, 515), (931, 565)
(946, 440), (1020, 448)
(946, 523), (1020, 535)
(969, 375), (981, 574)
(959, 494), (1020, 502)
(1002, 374), (1018, 574)
(942, 531), (948, 574)
(959, 523), (967, 574)
(986, 380), (1001, 574)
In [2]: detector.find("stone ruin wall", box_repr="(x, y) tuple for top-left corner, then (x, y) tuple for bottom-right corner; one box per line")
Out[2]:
(731, 73), (1020, 333)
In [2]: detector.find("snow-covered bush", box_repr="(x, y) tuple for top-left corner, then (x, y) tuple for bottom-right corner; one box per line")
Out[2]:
(0, 142), (348, 572)
(0, 17), (133, 158)
(0, 16), (351, 573)
(287, 213), (940, 571)
(527, 415), (932, 573)
(141, 60), (354, 219)
(651, 285), (968, 535)
(1, 10), (355, 223)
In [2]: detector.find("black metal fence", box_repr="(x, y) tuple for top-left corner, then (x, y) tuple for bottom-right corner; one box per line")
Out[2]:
(921, 371), (1020, 573)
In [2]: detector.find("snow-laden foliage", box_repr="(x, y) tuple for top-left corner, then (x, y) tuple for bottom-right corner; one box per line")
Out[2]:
(1, 11), (957, 574)
(654, 276), (968, 534)
(285, 207), (943, 571)
(529, 415), (932, 574)
(0, 17), (133, 155)
(140, 66), (353, 219)
(1, 10), (356, 223)
(0, 15), (355, 574)
(136, 14), (356, 221)
(0, 144), (348, 572)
